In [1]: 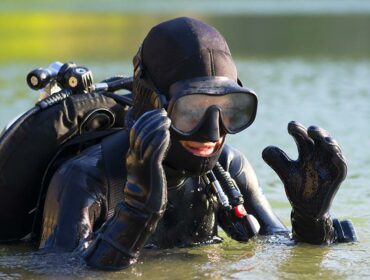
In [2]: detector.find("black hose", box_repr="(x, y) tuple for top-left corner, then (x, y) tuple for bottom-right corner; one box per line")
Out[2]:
(212, 162), (244, 206)
(205, 171), (231, 209)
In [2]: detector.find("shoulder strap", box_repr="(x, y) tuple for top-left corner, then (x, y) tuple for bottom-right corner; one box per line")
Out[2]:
(30, 128), (122, 241)
(101, 129), (129, 219)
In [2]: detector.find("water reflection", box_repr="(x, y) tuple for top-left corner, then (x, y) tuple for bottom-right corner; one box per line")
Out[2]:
(276, 245), (341, 280)
(0, 58), (369, 280)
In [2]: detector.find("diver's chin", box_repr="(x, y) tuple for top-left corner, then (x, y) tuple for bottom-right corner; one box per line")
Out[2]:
(180, 138), (224, 157)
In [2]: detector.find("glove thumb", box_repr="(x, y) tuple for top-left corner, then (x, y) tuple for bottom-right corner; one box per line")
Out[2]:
(262, 146), (293, 182)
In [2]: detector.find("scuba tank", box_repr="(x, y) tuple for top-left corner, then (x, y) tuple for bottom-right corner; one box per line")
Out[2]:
(0, 62), (133, 242)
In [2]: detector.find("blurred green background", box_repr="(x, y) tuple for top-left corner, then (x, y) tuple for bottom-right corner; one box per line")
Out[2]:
(1, 0), (370, 63)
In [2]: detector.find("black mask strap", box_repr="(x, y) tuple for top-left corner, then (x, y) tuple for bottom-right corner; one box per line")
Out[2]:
(132, 47), (168, 119)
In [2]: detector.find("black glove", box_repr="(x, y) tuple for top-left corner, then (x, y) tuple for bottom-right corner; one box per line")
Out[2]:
(262, 121), (348, 244)
(83, 109), (170, 270)
(123, 109), (170, 213)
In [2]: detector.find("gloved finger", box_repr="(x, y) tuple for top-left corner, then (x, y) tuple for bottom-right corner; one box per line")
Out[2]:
(308, 126), (344, 156)
(323, 137), (347, 181)
(143, 129), (170, 162)
(133, 113), (168, 156)
(308, 126), (348, 179)
(130, 109), (165, 145)
(262, 146), (293, 183)
(130, 109), (166, 148)
(153, 130), (171, 163)
(287, 121), (314, 160)
(332, 151), (347, 182)
(307, 126), (330, 146)
(144, 131), (170, 212)
(139, 117), (171, 159)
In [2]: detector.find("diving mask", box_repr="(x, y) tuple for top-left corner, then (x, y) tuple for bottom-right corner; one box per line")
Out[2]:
(167, 76), (258, 136)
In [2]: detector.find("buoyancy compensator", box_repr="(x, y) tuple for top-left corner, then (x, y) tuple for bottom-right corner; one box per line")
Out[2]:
(0, 62), (133, 242)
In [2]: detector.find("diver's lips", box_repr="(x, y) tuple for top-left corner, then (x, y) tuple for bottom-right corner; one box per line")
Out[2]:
(180, 140), (221, 157)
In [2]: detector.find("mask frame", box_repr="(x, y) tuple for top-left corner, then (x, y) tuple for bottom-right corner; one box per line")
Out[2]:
(167, 76), (258, 136)
(133, 47), (168, 111)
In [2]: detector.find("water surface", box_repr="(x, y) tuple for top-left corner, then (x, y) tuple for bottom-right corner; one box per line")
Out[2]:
(0, 4), (369, 280)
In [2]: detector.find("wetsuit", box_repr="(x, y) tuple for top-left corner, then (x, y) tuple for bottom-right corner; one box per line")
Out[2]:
(39, 17), (356, 271)
(40, 129), (287, 251)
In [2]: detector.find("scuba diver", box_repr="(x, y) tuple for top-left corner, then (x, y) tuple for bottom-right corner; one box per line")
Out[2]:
(31, 17), (357, 270)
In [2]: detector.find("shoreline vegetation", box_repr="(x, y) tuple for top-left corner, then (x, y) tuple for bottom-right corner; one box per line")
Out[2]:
(0, 12), (369, 62)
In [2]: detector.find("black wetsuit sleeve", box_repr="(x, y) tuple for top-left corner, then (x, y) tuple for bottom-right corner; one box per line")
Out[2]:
(39, 144), (108, 252)
(218, 145), (289, 236)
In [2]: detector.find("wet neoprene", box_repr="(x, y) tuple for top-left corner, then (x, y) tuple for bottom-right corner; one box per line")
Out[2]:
(262, 121), (354, 244)
(83, 109), (170, 269)
(37, 18), (356, 273)
(131, 17), (241, 176)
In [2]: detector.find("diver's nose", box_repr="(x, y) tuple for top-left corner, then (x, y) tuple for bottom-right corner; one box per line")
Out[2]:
(198, 106), (223, 142)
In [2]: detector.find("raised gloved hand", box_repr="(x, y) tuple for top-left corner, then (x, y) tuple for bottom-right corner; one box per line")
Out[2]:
(262, 121), (347, 244)
(83, 109), (171, 270)
(124, 109), (171, 213)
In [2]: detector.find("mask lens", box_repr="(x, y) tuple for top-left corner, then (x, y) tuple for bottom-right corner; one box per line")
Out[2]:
(170, 93), (257, 134)
(170, 94), (210, 132)
(220, 93), (256, 132)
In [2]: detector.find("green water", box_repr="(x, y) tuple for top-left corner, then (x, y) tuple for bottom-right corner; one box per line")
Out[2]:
(0, 1), (370, 279)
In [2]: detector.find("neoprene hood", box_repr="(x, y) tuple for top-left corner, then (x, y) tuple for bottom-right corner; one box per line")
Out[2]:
(132, 17), (241, 176)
